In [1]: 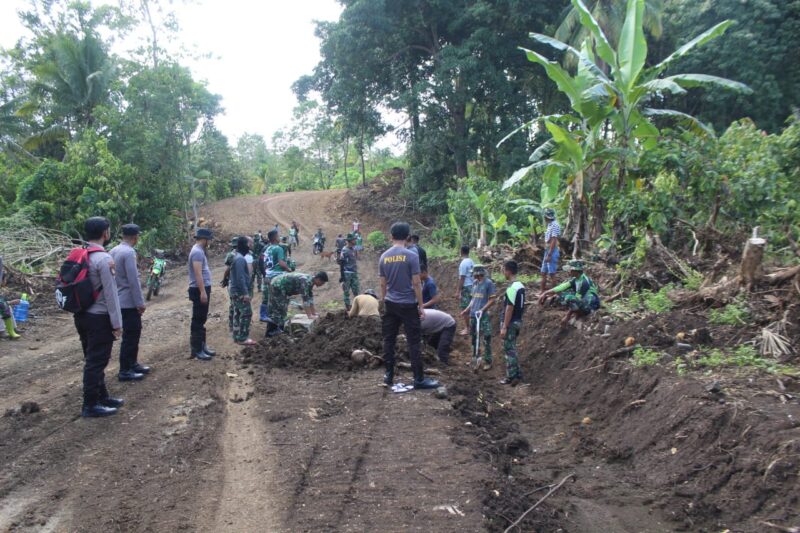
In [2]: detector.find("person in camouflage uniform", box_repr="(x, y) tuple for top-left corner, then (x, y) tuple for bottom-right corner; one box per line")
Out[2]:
(228, 236), (256, 345)
(222, 238), (238, 332)
(500, 261), (526, 385)
(251, 232), (265, 290)
(259, 229), (292, 322)
(461, 265), (496, 370)
(339, 233), (360, 311)
(266, 271), (329, 336)
(539, 260), (600, 328)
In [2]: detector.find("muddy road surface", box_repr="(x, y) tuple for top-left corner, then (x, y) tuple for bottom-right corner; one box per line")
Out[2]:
(0, 191), (489, 532)
(3, 190), (792, 532)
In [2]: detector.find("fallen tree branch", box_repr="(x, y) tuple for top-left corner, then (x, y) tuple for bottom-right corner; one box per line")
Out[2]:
(503, 473), (575, 533)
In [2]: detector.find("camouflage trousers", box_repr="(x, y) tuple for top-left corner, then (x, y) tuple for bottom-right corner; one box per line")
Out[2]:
(0, 297), (11, 319)
(342, 272), (360, 308)
(230, 295), (253, 342)
(268, 284), (291, 328)
(503, 321), (522, 379)
(460, 286), (473, 311)
(558, 292), (600, 314)
(470, 312), (492, 363)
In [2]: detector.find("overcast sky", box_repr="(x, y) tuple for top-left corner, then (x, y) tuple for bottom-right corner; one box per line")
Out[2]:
(0, 0), (344, 146)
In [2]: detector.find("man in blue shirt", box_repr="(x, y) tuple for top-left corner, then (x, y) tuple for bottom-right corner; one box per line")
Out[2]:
(541, 208), (561, 293)
(379, 222), (440, 390)
(420, 267), (440, 309)
(457, 245), (474, 335)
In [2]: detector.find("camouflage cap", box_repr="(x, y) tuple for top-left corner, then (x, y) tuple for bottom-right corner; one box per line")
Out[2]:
(565, 260), (585, 272)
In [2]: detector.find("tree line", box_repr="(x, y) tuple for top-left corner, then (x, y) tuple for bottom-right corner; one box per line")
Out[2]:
(301, 0), (800, 258)
(0, 0), (398, 251)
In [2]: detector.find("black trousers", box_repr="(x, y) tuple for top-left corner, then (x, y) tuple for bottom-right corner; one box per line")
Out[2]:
(119, 308), (142, 371)
(425, 324), (456, 364)
(188, 286), (211, 352)
(382, 301), (424, 382)
(74, 312), (115, 406)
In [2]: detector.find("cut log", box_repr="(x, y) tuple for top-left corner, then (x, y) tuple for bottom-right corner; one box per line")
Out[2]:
(740, 228), (766, 291)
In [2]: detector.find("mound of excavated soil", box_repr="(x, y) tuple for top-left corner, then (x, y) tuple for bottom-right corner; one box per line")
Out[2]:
(241, 312), (418, 372)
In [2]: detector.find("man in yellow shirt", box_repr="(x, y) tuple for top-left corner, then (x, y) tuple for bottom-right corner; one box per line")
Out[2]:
(348, 289), (380, 318)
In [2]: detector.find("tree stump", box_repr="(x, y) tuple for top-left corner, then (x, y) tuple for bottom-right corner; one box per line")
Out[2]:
(740, 228), (766, 291)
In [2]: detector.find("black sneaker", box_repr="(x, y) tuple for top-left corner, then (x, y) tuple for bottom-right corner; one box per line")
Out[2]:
(383, 371), (394, 387)
(100, 397), (124, 408)
(192, 351), (212, 361)
(82, 404), (118, 417)
(500, 377), (521, 386)
(118, 370), (145, 382)
(132, 364), (151, 374)
(413, 377), (440, 390)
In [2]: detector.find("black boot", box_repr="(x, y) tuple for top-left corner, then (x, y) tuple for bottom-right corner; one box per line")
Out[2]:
(191, 334), (211, 361)
(202, 331), (216, 356)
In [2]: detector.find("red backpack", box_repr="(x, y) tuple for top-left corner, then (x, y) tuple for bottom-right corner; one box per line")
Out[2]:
(55, 246), (104, 313)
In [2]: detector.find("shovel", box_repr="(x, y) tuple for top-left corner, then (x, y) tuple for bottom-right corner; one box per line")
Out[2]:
(472, 310), (482, 371)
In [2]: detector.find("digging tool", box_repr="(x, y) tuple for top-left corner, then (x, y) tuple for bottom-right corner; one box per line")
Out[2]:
(472, 310), (482, 371)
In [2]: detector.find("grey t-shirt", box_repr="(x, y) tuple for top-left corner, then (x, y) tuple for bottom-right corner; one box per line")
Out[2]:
(421, 309), (456, 335)
(379, 245), (420, 304)
(469, 278), (496, 316)
(86, 247), (123, 329)
(188, 244), (212, 288)
(109, 242), (145, 309)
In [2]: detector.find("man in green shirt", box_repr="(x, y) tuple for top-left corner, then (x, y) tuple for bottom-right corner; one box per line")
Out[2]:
(500, 260), (526, 386)
(539, 260), (600, 327)
(266, 271), (329, 336)
(259, 229), (291, 322)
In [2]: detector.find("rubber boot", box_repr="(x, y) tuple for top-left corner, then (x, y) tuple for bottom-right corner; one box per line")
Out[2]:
(3, 318), (20, 339)
(201, 331), (216, 356)
(259, 304), (268, 322)
(191, 334), (210, 361)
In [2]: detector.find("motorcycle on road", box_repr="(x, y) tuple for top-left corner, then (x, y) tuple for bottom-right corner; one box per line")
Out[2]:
(146, 254), (167, 301)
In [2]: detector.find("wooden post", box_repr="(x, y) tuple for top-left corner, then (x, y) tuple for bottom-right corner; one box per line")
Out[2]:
(740, 227), (766, 291)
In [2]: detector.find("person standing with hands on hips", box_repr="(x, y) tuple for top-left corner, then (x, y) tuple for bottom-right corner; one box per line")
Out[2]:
(110, 224), (150, 381)
(188, 228), (215, 361)
(379, 222), (440, 390)
(75, 217), (124, 417)
(541, 208), (561, 293)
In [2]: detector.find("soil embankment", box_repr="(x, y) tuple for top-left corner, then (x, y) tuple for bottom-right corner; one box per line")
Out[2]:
(0, 188), (796, 532)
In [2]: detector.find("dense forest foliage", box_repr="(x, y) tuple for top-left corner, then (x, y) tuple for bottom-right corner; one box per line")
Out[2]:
(301, 0), (799, 260)
(1, 0), (798, 258)
(0, 0), (398, 247)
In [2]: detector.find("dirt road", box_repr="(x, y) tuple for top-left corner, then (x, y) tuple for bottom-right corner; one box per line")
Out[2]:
(0, 190), (489, 532)
(4, 189), (793, 532)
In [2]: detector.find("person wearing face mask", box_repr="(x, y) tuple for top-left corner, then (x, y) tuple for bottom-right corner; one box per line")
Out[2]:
(74, 216), (124, 417)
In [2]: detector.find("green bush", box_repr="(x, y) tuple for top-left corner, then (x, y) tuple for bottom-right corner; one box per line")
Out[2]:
(641, 286), (675, 314)
(632, 347), (661, 367)
(709, 301), (750, 325)
(366, 230), (388, 250)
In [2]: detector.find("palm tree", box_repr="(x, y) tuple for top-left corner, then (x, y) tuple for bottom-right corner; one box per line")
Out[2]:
(556, 0), (664, 50)
(31, 30), (116, 130)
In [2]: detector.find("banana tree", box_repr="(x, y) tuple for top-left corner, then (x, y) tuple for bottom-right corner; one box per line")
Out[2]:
(502, 0), (750, 254)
